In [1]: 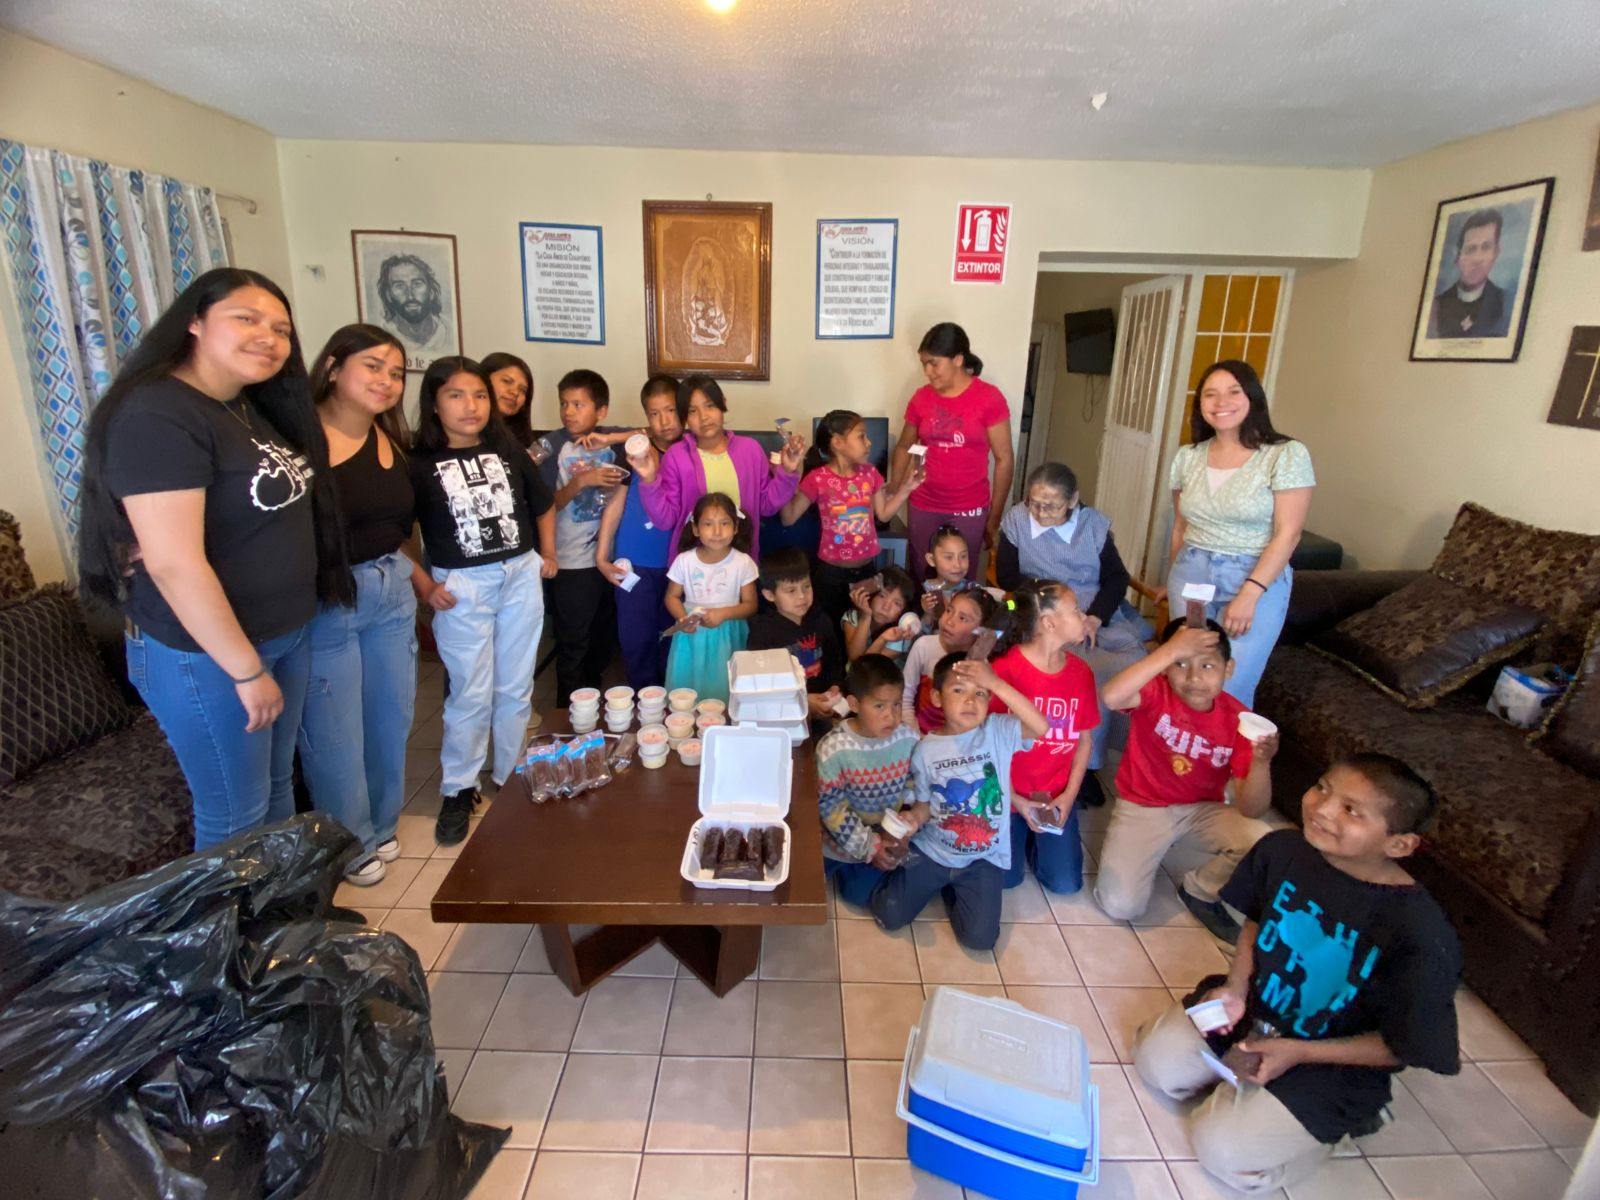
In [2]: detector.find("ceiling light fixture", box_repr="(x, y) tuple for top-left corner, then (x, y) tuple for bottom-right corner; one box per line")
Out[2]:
(706, 0), (737, 12)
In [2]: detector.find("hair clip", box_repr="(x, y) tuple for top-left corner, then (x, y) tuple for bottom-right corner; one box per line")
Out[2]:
(1005, 597), (1016, 610)
(736, 507), (746, 519)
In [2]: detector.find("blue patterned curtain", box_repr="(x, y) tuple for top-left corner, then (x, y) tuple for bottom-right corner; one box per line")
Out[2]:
(0, 140), (229, 544)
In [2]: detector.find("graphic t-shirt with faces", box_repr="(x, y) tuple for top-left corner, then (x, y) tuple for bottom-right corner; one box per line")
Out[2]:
(1115, 676), (1254, 807)
(411, 443), (552, 571)
(104, 378), (315, 651)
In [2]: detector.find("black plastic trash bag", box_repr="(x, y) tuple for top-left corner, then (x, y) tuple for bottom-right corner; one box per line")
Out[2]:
(0, 813), (506, 1199)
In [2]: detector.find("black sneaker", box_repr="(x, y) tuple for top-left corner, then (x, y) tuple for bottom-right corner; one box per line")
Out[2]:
(434, 788), (479, 846)
(1180, 887), (1243, 945)
(1077, 773), (1107, 809)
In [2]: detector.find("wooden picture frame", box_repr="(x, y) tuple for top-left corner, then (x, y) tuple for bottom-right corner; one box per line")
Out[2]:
(351, 229), (464, 372)
(642, 200), (771, 380)
(1408, 178), (1553, 364)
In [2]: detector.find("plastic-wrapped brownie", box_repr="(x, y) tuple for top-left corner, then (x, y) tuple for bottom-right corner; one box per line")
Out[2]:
(699, 827), (724, 870)
(762, 826), (785, 870)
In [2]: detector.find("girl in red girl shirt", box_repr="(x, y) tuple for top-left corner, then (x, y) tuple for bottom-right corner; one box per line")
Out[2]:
(988, 582), (1101, 894)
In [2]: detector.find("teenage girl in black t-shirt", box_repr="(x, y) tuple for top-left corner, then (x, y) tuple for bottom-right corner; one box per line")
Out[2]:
(297, 324), (432, 885)
(79, 267), (350, 851)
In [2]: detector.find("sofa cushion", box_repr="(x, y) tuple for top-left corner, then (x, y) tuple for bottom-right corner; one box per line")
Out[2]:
(0, 509), (36, 603)
(0, 585), (135, 785)
(0, 713), (192, 899)
(1258, 645), (1600, 924)
(1310, 573), (1542, 708)
(1536, 613), (1600, 776)
(1431, 502), (1600, 667)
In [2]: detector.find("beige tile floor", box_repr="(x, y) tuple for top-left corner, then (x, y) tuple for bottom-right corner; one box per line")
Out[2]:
(353, 660), (1592, 1200)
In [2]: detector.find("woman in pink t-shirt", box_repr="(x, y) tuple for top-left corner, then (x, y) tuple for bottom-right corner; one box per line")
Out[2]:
(890, 323), (1014, 584)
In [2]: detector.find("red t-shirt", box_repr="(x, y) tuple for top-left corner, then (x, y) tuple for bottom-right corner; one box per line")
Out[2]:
(903, 377), (1010, 512)
(987, 645), (1101, 798)
(1115, 676), (1255, 807)
(800, 464), (883, 565)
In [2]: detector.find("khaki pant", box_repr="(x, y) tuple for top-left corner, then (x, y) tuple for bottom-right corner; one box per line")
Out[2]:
(1093, 797), (1269, 921)
(1133, 1003), (1331, 1195)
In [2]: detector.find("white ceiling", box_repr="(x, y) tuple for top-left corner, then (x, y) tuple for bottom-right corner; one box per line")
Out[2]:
(9, 0), (1600, 167)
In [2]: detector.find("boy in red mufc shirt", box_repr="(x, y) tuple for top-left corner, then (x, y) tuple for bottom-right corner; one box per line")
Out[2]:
(987, 582), (1100, 895)
(1095, 619), (1275, 939)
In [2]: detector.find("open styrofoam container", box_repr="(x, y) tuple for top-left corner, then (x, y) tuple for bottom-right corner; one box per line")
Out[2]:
(733, 713), (808, 744)
(729, 689), (806, 724)
(729, 649), (805, 695)
(680, 724), (794, 891)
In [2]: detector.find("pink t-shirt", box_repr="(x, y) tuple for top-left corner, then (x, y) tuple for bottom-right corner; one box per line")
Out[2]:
(903, 377), (1011, 512)
(800, 464), (883, 565)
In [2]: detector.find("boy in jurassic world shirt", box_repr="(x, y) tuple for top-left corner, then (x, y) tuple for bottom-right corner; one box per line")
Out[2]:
(870, 652), (1048, 951)
(1131, 753), (1462, 1195)
(1094, 619), (1275, 937)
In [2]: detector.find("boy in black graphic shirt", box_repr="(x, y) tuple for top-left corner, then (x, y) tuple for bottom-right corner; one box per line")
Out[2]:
(1133, 753), (1461, 1195)
(746, 547), (845, 722)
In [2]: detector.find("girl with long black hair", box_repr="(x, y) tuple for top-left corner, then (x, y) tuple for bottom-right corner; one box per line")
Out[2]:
(481, 351), (536, 449)
(79, 266), (349, 850)
(297, 324), (425, 884)
(409, 356), (556, 845)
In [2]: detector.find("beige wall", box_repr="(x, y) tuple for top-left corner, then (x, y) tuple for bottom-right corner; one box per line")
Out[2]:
(1276, 102), (1600, 569)
(277, 140), (1369, 439)
(0, 29), (289, 581)
(1029, 271), (1159, 506)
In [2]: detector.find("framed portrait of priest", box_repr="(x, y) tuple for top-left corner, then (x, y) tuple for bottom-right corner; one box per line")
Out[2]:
(1409, 178), (1553, 363)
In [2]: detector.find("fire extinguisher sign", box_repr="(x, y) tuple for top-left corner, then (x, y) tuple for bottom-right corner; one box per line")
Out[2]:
(952, 203), (1011, 284)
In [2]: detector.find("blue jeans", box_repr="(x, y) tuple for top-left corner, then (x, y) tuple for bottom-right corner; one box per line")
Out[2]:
(826, 857), (886, 908)
(1003, 809), (1085, 894)
(431, 552), (545, 793)
(616, 564), (672, 690)
(126, 624), (310, 851)
(298, 552), (419, 855)
(870, 851), (1006, 951)
(1165, 545), (1293, 707)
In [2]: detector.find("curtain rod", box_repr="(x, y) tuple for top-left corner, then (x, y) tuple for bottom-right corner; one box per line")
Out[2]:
(215, 190), (259, 215)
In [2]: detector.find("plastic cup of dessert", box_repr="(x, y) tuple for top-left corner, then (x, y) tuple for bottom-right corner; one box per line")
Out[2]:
(625, 432), (650, 460)
(605, 709), (634, 731)
(638, 723), (669, 747)
(605, 686), (635, 710)
(638, 686), (667, 707)
(695, 712), (726, 732)
(1237, 713), (1279, 743)
(1186, 998), (1232, 1033)
(899, 612), (924, 635)
(569, 700), (600, 718)
(666, 713), (696, 740)
(640, 747), (669, 770)
(879, 809), (913, 840)
(677, 737), (703, 766)
(695, 698), (726, 718)
(571, 715), (599, 734)
(668, 688), (698, 712)
(570, 687), (601, 708)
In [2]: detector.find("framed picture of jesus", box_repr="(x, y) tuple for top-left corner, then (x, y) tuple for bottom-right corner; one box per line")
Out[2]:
(642, 200), (772, 381)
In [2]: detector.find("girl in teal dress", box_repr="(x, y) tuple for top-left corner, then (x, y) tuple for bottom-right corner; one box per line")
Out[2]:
(664, 492), (758, 702)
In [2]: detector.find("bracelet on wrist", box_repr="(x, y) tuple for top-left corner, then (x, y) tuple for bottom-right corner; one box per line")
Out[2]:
(1244, 577), (1268, 593)
(232, 666), (266, 685)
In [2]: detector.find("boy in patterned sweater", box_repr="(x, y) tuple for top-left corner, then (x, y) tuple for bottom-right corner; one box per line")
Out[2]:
(816, 655), (921, 908)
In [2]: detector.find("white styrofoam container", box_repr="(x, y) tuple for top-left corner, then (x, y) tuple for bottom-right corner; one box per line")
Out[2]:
(907, 988), (1094, 1151)
(679, 724), (794, 891)
(729, 649), (805, 695)
(729, 689), (806, 723)
(733, 713), (808, 745)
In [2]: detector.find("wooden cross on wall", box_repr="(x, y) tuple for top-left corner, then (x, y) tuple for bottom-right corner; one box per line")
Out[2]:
(1547, 326), (1600, 432)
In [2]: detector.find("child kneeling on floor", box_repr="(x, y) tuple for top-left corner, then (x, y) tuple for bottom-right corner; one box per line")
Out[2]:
(816, 654), (920, 907)
(1132, 753), (1462, 1195)
(871, 653), (1048, 950)
(1094, 619), (1275, 938)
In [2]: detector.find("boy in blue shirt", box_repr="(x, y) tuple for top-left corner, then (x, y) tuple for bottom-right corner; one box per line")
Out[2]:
(871, 652), (1049, 950)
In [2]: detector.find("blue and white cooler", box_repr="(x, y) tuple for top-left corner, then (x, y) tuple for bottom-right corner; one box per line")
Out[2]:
(896, 987), (1100, 1198)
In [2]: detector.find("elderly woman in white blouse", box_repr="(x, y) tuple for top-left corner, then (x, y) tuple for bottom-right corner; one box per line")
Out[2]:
(1163, 361), (1315, 706)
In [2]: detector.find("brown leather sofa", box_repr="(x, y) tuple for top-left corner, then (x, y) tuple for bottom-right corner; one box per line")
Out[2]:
(1256, 506), (1600, 1113)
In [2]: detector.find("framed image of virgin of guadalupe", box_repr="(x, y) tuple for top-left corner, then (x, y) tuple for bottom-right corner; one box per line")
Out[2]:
(1408, 178), (1553, 364)
(642, 200), (772, 381)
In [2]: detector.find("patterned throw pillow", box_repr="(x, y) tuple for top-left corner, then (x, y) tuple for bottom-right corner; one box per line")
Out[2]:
(1535, 612), (1600, 775)
(0, 585), (135, 785)
(1431, 502), (1600, 667)
(1310, 573), (1543, 709)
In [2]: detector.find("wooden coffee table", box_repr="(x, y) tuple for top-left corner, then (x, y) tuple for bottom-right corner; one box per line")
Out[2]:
(431, 712), (827, 997)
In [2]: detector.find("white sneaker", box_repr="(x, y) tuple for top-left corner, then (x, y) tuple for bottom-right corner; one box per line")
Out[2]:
(375, 838), (402, 863)
(344, 856), (387, 886)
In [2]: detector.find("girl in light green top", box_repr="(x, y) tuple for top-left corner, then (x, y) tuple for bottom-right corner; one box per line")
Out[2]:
(1162, 360), (1315, 706)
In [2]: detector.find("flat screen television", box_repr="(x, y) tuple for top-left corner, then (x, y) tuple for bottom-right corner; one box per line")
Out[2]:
(1063, 308), (1116, 375)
